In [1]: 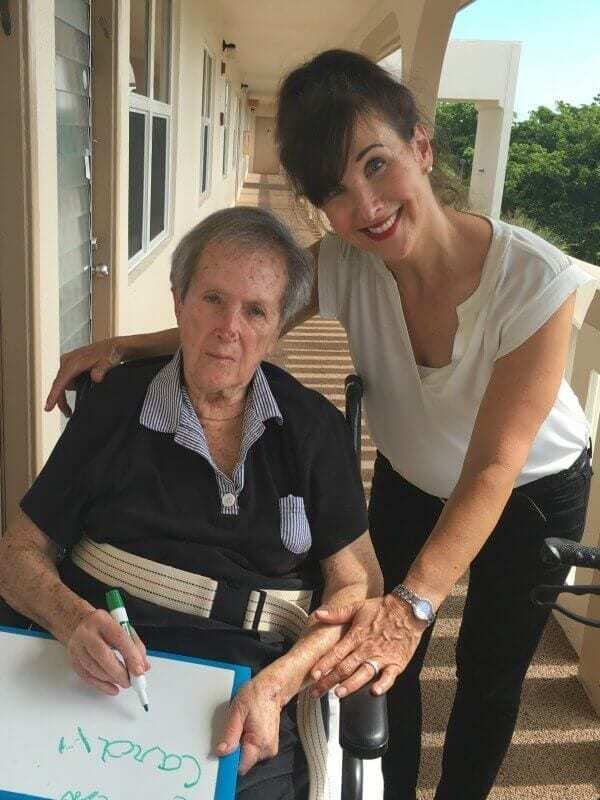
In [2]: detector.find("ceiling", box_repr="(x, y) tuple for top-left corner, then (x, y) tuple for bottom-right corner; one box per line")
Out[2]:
(217, 0), (475, 98)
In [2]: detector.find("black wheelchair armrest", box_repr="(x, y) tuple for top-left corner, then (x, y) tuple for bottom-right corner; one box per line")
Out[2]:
(344, 375), (363, 463)
(339, 680), (388, 759)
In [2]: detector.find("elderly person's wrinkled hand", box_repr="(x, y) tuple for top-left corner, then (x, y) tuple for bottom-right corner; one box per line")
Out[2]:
(45, 339), (123, 417)
(215, 668), (288, 775)
(308, 595), (428, 698)
(67, 608), (150, 696)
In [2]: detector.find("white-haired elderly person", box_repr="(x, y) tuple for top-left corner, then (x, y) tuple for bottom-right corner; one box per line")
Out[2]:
(0, 206), (382, 800)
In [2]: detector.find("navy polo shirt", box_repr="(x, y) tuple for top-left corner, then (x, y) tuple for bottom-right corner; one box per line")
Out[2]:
(21, 353), (368, 619)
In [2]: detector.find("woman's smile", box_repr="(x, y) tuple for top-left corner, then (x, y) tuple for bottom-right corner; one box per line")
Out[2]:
(362, 207), (403, 241)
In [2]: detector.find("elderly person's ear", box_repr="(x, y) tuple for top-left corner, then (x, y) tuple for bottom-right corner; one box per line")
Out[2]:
(172, 287), (183, 323)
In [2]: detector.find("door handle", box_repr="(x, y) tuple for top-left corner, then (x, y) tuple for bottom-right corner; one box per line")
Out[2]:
(91, 264), (110, 277)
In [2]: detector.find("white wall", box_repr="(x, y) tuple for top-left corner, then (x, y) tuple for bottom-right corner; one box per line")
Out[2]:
(438, 39), (521, 105)
(115, 0), (251, 337)
(22, 0), (252, 462)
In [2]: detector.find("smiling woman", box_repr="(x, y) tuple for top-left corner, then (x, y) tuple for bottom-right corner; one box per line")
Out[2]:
(274, 49), (595, 800)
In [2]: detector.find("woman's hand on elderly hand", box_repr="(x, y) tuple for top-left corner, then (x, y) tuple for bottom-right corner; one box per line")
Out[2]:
(216, 669), (287, 775)
(66, 608), (150, 696)
(45, 338), (123, 417)
(309, 595), (428, 698)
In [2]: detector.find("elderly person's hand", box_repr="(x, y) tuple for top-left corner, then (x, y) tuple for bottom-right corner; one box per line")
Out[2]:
(67, 608), (150, 696)
(308, 595), (428, 698)
(45, 339), (124, 417)
(215, 667), (288, 775)
(45, 329), (182, 417)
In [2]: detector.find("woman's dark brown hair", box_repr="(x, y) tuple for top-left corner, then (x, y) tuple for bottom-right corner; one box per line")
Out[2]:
(276, 49), (465, 209)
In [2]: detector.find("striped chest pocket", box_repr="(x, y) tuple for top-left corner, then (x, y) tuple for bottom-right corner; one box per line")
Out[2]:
(279, 495), (312, 554)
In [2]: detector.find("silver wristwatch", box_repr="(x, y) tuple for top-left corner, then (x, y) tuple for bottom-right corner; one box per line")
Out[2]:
(391, 584), (436, 626)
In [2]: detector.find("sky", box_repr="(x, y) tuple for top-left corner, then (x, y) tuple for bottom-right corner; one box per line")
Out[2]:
(450, 0), (600, 118)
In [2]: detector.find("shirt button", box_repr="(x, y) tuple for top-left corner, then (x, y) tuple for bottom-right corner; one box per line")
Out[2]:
(222, 492), (236, 508)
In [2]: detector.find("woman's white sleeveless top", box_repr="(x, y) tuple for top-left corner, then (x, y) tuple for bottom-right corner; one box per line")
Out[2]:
(318, 217), (594, 498)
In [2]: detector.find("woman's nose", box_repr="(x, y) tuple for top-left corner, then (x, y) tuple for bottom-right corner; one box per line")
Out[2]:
(355, 187), (383, 225)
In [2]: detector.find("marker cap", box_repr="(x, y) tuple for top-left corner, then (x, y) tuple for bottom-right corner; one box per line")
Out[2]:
(105, 588), (125, 612)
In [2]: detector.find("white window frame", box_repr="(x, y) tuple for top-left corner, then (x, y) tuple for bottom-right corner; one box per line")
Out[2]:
(128, 0), (173, 271)
(199, 47), (214, 203)
(222, 79), (231, 177)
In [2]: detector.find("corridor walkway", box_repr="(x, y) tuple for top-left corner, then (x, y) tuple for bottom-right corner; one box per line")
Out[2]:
(239, 173), (600, 799)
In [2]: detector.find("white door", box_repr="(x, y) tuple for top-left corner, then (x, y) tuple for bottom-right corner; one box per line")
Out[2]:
(253, 116), (279, 174)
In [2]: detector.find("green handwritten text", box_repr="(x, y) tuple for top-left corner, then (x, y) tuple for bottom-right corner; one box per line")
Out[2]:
(58, 727), (202, 793)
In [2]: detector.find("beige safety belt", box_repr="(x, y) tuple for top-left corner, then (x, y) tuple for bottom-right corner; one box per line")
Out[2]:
(71, 536), (331, 800)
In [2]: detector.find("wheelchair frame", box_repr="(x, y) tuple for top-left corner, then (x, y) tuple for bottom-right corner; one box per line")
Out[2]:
(532, 537), (600, 629)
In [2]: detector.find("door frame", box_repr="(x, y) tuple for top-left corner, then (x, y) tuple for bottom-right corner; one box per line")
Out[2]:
(0, 0), (119, 531)
(90, 0), (119, 342)
(0, 1), (36, 531)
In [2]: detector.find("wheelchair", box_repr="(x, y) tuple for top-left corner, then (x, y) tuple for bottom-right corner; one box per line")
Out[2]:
(0, 372), (387, 800)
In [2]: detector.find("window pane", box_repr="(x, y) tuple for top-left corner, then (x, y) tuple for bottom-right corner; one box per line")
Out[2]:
(201, 124), (209, 193)
(150, 116), (167, 240)
(128, 111), (146, 258)
(130, 0), (149, 96)
(202, 51), (212, 117)
(222, 81), (230, 175)
(153, 0), (171, 102)
(222, 130), (228, 175)
(207, 57), (212, 116)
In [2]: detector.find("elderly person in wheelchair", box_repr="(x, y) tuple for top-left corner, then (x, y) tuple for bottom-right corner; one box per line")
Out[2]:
(0, 206), (383, 800)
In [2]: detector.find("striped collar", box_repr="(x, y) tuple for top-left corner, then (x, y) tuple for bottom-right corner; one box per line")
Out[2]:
(139, 349), (283, 435)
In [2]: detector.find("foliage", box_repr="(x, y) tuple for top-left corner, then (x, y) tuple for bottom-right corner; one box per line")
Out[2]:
(434, 101), (478, 179)
(434, 97), (600, 264)
(500, 209), (569, 251)
(503, 99), (600, 263)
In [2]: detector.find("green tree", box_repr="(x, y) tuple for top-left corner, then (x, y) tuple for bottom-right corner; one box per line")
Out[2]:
(502, 98), (600, 263)
(434, 97), (600, 264)
(434, 101), (478, 178)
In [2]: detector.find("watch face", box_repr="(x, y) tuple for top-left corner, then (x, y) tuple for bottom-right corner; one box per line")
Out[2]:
(414, 599), (434, 622)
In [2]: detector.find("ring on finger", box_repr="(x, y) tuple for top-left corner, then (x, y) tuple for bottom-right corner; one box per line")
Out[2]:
(363, 658), (380, 677)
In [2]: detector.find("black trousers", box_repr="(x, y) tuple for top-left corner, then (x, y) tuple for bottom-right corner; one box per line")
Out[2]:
(369, 447), (592, 800)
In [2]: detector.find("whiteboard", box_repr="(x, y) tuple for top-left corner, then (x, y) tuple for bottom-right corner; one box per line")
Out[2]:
(0, 626), (251, 800)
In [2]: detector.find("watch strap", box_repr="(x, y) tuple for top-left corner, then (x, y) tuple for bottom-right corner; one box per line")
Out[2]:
(391, 583), (436, 626)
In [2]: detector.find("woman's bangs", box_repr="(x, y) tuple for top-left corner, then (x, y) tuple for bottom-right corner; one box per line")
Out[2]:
(295, 99), (359, 206)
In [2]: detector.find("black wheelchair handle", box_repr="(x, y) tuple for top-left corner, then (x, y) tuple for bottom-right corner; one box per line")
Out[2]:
(541, 537), (600, 570)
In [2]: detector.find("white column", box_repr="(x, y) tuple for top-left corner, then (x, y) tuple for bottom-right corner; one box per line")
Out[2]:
(468, 103), (513, 218)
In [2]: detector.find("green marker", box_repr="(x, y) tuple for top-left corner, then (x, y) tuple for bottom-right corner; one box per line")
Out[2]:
(105, 588), (150, 712)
